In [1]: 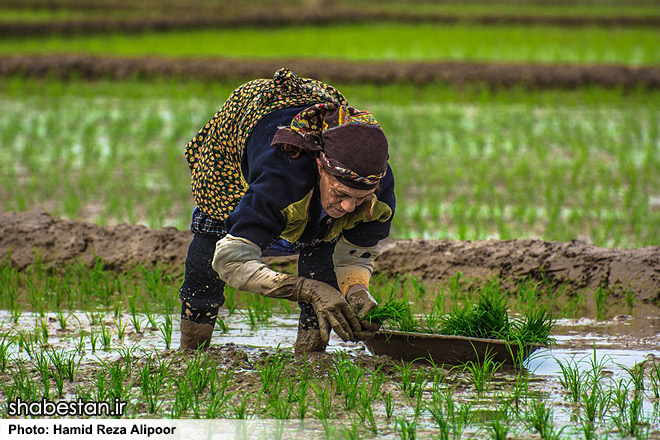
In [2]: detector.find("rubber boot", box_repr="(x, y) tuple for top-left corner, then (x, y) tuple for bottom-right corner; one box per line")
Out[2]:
(180, 319), (214, 351)
(294, 326), (327, 356)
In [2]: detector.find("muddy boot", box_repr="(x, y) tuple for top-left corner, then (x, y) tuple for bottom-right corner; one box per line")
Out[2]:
(294, 326), (327, 357)
(180, 319), (214, 351)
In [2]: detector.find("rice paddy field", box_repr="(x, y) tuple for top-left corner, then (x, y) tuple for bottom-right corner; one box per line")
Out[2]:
(1, 0), (660, 438)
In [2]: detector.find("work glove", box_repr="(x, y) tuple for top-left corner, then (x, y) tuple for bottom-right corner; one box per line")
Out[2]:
(346, 287), (381, 339)
(286, 277), (362, 344)
(212, 234), (361, 344)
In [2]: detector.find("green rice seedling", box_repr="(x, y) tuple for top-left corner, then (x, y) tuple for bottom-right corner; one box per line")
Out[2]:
(210, 365), (236, 408)
(0, 334), (13, 372)
(584, 348), (613, 418)
(268, 385), (294, 419)
(139, 355), (169, 414)
(505, 341), (538, 413)
(204, 389), (231, 419)
(184, 352), (216, 397)
(595, 286), (611, 321)
(427, 387), (471, 440)
(624, 287), (636, 315)
(622, 360), (646, 393)
(489, 412), (510, 440)
(55, 309), (68, 330)
(34, 350), (50, 382)
(127, 295), (143, 333)
(447, 272), (466, 306)
(48, 349), (79, 382)
(331, 353), (364, 410)
(100, 321), (112, 350)
(384, 392), (394, 419)
(516, 278), (541, 316)
(86, 310), (106, 326)
(143, 301), (159, 330)
(581, 419), (596, 440)
(439, 285), (509, 340)
(362, 298), (416, 332)
(10, 303), (23, 324)
(367, 366), (386, 400)
(527, 398), (561, 440)
(104, 361), (127, 400)
(511, 308), (556, 345)
(27, 279), (45, 318)
(313, 384), (334, 419)
(51, 368), (65, 398)
(612, 377), (645, 438)
(411, 385), (425, 421)
(256, 346), (289, 397)
(294, 382), (309, 419)
(115, 315), (127, 340)
(357, 395), (378, 435)
(170, 390), (189, 419)
(216, 317), (229, 334)
(557, 355), (585, 403)
(16, 330), (37, 358)
(342, 421), (361, 440)
(395, 361), (428, 400)
(93, 371), (109, 402)
(112, 299), (122, 319)
(395, 417), (416, 440)
(242, 307), (258, 329)
(650, 360), (660, 400)
(243, 295), (273, 327)
(11, 360), (40, 401)
(223, 286), (237, 315)
(38, 318), (49, 344)
(159, 313), (173, 349)
(562, 290), (587, 319)
(409, 276), (427, 301)
(463, 350), (504, 397)
(232, 394), (251, 419)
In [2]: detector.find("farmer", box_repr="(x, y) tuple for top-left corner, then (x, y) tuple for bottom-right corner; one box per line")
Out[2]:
(179, 68), (395, 355)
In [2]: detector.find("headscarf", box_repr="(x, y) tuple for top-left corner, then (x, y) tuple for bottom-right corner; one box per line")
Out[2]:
(271, 103), (389, 190)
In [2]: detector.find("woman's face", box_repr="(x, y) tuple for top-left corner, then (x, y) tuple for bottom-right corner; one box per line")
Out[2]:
(316, 158), (375, 218)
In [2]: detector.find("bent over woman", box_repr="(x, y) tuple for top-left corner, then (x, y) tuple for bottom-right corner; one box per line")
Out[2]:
(179, 68), (395, 354)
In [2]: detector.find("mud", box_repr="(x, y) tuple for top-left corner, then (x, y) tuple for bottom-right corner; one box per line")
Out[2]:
(0, 210), (191, 271)
(377, 238), (660, 303)
(2, 211), (659, 303)
(2, 54), (659, 89)
(2, 9), (659, 38)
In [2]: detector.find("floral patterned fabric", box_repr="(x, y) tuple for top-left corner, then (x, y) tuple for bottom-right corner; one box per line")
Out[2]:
(185, 68), (348, 221)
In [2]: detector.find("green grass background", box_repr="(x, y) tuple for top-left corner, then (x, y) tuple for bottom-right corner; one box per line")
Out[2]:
(1, 0), (659, 248)
(1, 24), (658, 65)
(2, 78), (658, 248)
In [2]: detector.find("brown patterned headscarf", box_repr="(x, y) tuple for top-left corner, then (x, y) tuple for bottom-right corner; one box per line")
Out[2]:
(271, 103), (389, 189)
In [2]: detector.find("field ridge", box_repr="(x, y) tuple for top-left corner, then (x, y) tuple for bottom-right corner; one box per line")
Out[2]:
(2, 54), (659, 88)
(2, 211), (658, 303)
(2, 10), (659, 37)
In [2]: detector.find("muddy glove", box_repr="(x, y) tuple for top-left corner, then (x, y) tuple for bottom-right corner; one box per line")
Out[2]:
(212, 235), (361, 343)
(346, 285), (381, 339)
(333, 237), (382, 339)
(292, 278), (362, 344)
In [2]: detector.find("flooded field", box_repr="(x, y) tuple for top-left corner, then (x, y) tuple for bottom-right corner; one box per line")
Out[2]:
(2, 306), (660, 439)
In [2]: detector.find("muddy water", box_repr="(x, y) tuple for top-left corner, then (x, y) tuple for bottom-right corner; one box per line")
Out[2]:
(3, 308), (660, 378)
(2, 309), (660, 438)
